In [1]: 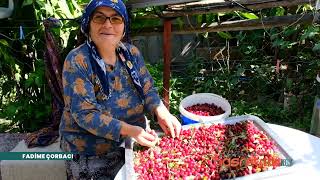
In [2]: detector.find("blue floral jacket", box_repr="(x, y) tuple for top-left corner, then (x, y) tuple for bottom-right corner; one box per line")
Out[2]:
(59, 43), (161, 155)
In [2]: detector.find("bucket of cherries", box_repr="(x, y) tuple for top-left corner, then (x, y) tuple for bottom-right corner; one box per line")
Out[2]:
(179, 93), (231, 125)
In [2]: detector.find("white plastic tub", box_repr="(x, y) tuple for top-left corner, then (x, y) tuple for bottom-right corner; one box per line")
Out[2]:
(179, 93), (231, 125)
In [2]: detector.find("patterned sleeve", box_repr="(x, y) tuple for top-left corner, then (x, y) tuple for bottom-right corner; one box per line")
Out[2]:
(128, 44), (162, 113)
(62, 49), (122, 142)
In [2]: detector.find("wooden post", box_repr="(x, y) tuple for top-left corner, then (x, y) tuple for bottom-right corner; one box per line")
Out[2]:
(163, 19), (172, 109)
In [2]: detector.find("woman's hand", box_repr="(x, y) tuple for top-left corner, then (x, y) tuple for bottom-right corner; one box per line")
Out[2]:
(120, 122), (158, 147)
(130, 127), (158, 147)
(155, 105), (181, 138)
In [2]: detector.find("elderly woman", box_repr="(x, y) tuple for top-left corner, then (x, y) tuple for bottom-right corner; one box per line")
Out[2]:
(59, 0), (181, 179)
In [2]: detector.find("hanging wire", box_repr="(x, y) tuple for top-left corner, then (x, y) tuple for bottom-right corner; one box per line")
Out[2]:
(0, 26), (38, 29)
(0, 17), (81, 43)
(0, 32), (13, 40)
(5, 18), (79, 22)
(0, 27), (43, 43)
(0, 17), (80, 29)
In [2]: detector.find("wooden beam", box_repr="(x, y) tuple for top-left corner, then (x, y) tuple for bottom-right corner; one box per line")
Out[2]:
(163, 19), (172, 109)
(126, 0), (199, 9)
(132, 13), (319, 36)
(170, 0), (300, 9)
(163, 0), (316, 17)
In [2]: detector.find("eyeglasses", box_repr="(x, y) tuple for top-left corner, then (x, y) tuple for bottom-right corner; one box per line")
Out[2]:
(92, 13), (124, 25)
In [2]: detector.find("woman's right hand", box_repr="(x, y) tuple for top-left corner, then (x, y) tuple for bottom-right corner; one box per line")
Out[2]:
(120, 122), (158, 147)
(131, 126), (158, 147)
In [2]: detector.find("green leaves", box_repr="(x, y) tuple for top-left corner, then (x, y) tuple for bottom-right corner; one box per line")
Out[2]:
(56, 0), (74, 18)
(22, 0), (33, 7)
(300, 26), (320, 40)
(238, 12), (258, 19)
(270, 7), (285, 16)
(25, 60), (46, 88)
(312, 43), (320, 52)
(283, 27), (298, 37)
(0, 39), (9, 46)
(272, 36), (298, 49)
(271, 38), (286, 48)
(217, 32), (233, 40)
(0, 0), (85, 132)
(67, 0), (82, 16)
(44, 3), (54, 16)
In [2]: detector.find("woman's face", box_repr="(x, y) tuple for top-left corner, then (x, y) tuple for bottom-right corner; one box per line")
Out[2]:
(89, 6), (125, 49)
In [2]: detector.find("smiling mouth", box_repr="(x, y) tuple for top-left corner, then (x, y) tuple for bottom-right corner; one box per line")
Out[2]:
(100, 33), (115, 35)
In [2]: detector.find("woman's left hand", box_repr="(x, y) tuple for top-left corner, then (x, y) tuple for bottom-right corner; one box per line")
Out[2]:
(155, 105), (181, 138)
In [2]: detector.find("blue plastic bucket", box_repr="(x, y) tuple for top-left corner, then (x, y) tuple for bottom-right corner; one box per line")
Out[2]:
(180, 114), (199, 125)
